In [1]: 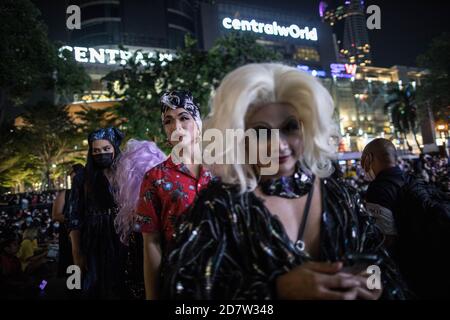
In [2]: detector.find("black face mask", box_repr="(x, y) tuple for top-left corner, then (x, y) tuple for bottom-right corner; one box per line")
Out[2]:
(92, 153), (114, 168)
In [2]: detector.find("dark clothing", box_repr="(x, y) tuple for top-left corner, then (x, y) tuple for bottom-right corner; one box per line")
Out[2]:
(366, 166), (405, 213)
(162, 177), (410, 300)
(123, 232), (145, 300)
(67, 171), (126, 299)
(393, 176), (450, 299)
(0, 253), (21, 278)
(0, 253), (35, 299)
(366, 167), (450, 299)
(57, 190), (73, 277)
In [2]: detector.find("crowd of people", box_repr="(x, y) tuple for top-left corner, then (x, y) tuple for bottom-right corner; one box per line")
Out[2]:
(0, 191), (57, 210)
(1, 63), (449, 300)
(0, 205), (60, 298)
(339, 155), (450, 197)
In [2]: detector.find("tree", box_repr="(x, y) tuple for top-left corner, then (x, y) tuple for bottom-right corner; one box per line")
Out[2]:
(75, 104), (119, 134)
(0, 0), (91, 129)
(102, 47), (171, 145)
(0, 160), (38, 193)
(416, 33), (450, 124)
(0, 0), (91, 191)
(207, 32), (282, 89)
(0, 124), (42, 191)
(54, 46), (92, 105)
(18, 101), (82, 189)
(384, 84), (421, 153)
(0, 0), (54, 128)
(103, 33), (282, 147)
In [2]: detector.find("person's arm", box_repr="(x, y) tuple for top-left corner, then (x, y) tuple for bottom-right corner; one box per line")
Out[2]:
(276, 261), (362, 300)
(52, 190), (66, 223)
(135, 170), (163, 299)
(66, 174), (86, 270)
(365, 182), (399, 247)
(69, 230), (85, 270)
(355, 188), (410, 299)
(142, 232), (162, 300)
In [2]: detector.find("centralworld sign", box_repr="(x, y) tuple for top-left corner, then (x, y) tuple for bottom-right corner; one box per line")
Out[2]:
(222, 17), (318, 41)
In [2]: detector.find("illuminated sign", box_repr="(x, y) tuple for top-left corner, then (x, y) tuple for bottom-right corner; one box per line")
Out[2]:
(330, 63), (357, 78)
(222, 17), (318, 41)
(59, 46), (174, 66)
(297, 65), (326, 77)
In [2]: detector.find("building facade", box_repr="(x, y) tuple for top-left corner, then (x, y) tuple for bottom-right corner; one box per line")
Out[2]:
(201, 0), (337, 74)
(321, 0), (372, 66)
(32, 0), (435, 153)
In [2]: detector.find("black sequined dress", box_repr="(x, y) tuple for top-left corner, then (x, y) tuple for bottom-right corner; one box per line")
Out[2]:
(162, 176), (410, 300)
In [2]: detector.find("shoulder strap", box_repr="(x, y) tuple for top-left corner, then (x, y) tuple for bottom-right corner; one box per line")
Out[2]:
(298, 175), (316, 241)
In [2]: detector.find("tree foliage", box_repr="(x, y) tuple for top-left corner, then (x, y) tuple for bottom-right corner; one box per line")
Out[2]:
(417, 33), (450, 123)
(103, 33), (282, 146)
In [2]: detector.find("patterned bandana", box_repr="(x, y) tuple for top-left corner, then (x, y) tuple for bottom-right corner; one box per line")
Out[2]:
(160, 90), (202, 131)
(88, 127), (125, 150)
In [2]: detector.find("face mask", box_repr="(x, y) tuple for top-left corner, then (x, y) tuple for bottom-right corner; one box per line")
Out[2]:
(53, 222), (60, 229)
(93, 153), (114, 168)
(364, 164), (376, 182)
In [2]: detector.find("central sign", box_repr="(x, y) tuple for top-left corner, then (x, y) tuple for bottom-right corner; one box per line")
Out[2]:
(59, 46), (174, 66)
(222, 17), (318, 41)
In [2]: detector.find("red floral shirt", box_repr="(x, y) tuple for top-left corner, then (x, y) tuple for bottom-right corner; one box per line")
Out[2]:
(136, 156), (213, 244)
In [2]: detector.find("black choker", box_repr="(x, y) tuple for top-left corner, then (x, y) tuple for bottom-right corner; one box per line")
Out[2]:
(259, 163), (314, 198)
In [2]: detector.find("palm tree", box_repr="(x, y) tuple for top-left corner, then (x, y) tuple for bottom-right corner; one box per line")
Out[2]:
(384, 84), (422, 153)
(75, 104), (119, 134)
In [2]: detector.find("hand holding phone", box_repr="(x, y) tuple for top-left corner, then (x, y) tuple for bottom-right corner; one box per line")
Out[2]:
(341, 253), (382, 275)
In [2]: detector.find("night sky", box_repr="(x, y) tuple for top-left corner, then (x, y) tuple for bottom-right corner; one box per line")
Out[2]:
(252, 0), (450, 67)
(364, 0), (450, 67)
(34, 0), (450, 68)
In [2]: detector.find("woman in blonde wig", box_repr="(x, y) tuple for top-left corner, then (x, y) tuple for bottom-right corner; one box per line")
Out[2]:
(162, 63), (409, 300)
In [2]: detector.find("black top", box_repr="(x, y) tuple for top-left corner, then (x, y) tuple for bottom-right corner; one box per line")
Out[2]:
(66, 170), (125, 298)
(162, 176), (409, 300)
(365, 166), (405, 212)
(66, 170), (116, 231)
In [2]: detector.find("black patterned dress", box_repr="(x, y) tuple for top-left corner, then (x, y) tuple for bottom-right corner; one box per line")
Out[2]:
(161, 177), (410, 300)
(67, 172), (126, 299)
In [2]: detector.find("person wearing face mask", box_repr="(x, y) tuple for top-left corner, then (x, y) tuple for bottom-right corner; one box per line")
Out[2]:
(362, 138), (450, 299)
(361, 138), (403, 247)
(67, 127), (126, 299)
(135, 91), (213, 299)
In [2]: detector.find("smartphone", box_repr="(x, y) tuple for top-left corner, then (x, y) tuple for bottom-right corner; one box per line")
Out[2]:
(341, 253), (382, 275)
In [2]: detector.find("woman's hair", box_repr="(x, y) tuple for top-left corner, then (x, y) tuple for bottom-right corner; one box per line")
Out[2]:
(113, 139), (166, 244)
(84, 127), (125, 210)
(84, 140), (119, 210)
(205, 63), (339, 193)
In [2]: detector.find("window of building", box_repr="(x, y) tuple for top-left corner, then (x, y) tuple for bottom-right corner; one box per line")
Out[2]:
(293, 46), (320, 62)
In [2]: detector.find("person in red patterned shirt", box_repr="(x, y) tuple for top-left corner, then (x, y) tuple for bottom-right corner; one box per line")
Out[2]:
(136, 90), (213, 299)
